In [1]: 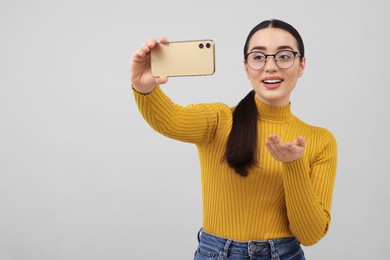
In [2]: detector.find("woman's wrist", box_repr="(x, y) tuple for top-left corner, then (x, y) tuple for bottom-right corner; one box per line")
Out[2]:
(131, 84), (155, 95)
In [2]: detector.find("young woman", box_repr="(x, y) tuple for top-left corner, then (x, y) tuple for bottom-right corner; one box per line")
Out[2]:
(130, 19), (337, 260)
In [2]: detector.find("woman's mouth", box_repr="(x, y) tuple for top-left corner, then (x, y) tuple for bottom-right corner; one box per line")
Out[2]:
(262, 79), (283, 89)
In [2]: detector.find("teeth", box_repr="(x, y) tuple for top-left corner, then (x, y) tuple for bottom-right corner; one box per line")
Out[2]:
(264, 79), (282, 84)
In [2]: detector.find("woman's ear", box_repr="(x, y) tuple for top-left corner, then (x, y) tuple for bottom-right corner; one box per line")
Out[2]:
(298, 57), (306, 78)
(244, 61), (250, 79)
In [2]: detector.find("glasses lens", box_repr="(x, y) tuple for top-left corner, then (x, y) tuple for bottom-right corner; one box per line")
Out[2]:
(275, 51), (296, 69)
(247, 52), (266, 70)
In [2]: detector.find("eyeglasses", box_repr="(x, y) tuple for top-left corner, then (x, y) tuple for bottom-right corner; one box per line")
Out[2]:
(245, 50), (300, 70)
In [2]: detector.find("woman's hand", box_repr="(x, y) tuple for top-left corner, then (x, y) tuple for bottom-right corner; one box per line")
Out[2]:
(265, 135), (306, 162)
(130, 37), (169, 94)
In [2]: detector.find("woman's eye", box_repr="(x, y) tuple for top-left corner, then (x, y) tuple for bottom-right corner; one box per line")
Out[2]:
(278, 54), (291, 60)
(277, 51), (294, 61)
(253, 55), (265, 60)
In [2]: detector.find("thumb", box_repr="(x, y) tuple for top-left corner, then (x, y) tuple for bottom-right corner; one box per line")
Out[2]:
(295, 136), (306, 148)
(155, 75), (169, 85)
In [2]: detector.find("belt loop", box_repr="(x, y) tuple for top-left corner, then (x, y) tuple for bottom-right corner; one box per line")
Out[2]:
(218, 239), (232, 259)
(197, 228), (203, 243)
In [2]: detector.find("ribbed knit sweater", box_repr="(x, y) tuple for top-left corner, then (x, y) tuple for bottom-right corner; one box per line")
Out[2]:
(133, 86), (337, 246)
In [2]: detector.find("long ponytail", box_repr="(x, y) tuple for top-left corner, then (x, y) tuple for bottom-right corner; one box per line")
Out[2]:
(224, 90), (258, 176)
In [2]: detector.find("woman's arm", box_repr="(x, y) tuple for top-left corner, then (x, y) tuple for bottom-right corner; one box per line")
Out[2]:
(131, 38), (228, 144)
(283, 131), (337, 246)
(133, 86), (226, 144)
(266, 130), (337, 246)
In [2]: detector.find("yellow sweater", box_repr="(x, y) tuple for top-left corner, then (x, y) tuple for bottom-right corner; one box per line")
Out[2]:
(133, 86), (337, 246)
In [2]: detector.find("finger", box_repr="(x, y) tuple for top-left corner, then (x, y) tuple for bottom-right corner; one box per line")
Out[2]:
(265, 141), (279, 160)
(154, 75), (169, 85)
(268, 134), (281, 144)
(136, 48), (149, 59)
(146, 38), (158, 48)
(143, 39), (157, 53)
(266, 135), (285, 159)
(160, 37), (169, 44)
(132, 49), (147, 61)
(285, 142), (299, 152)
(133, 44), (150, 59)
(268, 135), (285, 155)
(295, 136), (306, 148)
(133, 39), (158, 61)
(142, 43), (151, 53)
(143, 38), (166, 54)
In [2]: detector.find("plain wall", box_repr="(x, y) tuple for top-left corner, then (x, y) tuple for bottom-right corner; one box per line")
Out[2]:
(1, 0), (389, 259)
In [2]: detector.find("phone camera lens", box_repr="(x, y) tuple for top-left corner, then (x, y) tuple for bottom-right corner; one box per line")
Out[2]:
(206, 43), (211, 48)
(199, 43), (204, 49)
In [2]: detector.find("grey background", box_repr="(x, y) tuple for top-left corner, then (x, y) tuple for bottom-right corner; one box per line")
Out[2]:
(0, 0), (388, 259)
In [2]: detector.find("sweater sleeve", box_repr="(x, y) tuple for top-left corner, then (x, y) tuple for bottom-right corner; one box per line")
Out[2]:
(282, 129), (337, 246)
(133, 85), (227, 145)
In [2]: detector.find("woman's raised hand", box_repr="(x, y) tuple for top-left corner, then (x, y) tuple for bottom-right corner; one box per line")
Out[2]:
(130, 38), (169, 94)
(265, 135), (306, 163)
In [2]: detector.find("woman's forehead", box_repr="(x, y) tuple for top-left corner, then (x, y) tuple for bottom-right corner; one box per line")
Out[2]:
(248, 28), (298, 51)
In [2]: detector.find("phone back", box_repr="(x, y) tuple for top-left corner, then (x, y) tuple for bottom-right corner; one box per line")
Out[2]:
(151, 40), (215, 77)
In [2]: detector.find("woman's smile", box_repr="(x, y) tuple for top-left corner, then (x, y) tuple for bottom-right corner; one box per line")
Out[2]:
(262, 76), (284, 90)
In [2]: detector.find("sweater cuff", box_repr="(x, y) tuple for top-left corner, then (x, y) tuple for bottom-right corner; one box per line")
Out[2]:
(131, 84), (159, 96)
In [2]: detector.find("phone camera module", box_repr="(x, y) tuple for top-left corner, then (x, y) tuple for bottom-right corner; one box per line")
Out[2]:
(199, 43), (204, 49)
(206, 43), (211, 48)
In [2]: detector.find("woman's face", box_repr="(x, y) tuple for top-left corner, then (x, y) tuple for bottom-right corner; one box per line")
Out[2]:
(245, 28), (306, 106)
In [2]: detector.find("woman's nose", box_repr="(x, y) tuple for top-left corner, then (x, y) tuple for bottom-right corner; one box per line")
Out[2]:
(264, 56), (278, 72)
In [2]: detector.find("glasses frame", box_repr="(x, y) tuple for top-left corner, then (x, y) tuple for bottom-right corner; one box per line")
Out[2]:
(245, 50), (301, 70)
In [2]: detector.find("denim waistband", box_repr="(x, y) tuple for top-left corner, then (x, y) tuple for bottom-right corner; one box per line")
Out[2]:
(196, 228), (302, 259)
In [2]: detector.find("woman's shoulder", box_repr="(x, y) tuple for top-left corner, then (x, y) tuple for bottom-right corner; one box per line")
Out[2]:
(293, 117), (336, 142)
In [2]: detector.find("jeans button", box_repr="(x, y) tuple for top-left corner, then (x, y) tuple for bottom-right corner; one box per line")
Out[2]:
(249, 244), (257, 252)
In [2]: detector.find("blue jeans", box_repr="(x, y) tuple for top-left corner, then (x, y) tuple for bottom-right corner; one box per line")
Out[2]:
(194, 229), (305, 260)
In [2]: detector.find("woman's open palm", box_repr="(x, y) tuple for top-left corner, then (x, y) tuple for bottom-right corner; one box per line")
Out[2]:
(265, 135), (306, 162)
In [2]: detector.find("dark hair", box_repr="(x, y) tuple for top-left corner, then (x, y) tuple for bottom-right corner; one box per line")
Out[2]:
(224, 19), (305, 177)
(243, 19), (305, 60)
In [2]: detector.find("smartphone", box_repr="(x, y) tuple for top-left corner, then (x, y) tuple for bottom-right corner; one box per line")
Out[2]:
(151, 40), (215, 77)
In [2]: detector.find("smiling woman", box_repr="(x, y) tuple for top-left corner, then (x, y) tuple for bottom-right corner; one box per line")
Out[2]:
(130, 19), (337, 260)
(244, 27), (305, 107)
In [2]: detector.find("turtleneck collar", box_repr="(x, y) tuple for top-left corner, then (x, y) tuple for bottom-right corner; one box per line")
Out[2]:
(254, 96), (294, 122)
